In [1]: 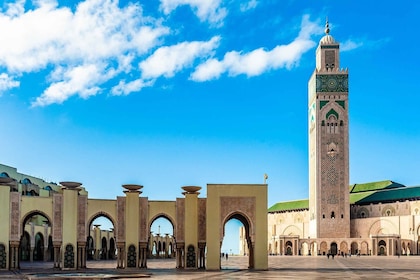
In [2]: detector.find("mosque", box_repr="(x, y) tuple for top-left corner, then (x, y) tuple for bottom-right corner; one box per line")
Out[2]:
(0, 20), (419, 273)
(251, 21), (420, 257)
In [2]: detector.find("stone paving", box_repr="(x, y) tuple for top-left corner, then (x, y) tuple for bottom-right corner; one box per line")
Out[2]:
(1, 255), (420, 279)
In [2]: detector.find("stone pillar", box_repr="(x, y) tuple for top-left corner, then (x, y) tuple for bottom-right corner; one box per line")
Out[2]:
(9, 241), (19, 270)
(43, 224), (49, 261)
(93, 225), (101, 260)
(198, 242), (206, 269)
(176, 242), (185, 269)
(182, 186), (200, 269)
(116, 242), (125, 268)
(122, 184), (142, 268)
(77, 241), (86, 268)
(53, 241), (61, 268)
(60, 182), (81, 270)
(138, 242), (148, 268)
(0, 178), (12, 270)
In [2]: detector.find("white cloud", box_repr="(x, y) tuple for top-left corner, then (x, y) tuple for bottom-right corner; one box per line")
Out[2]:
(111, 79), (155, 96)
(0, 73), (20, 92)
(0, 0), (169, 106)
(140, 36), (220, 79)
(191, 15), (320, 81)
(240, 0), (258, 12)
(160, 0), (227, 26)
(32, 64), (104, 106)
(340, 40), (363, 52)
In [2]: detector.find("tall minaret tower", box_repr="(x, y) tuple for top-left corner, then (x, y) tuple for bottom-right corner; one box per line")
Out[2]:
(308, 20), (350, 238)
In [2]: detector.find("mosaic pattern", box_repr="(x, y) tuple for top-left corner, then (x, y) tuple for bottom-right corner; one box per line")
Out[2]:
(0, 244), (6, 268)
(64, 244), (74, 268)
(127, 245), (136, 267)
(316, 74), (348, 92)
(186, 245), (196, 268)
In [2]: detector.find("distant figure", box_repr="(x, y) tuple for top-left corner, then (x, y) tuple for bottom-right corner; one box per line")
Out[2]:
(226, 253), (228, 260)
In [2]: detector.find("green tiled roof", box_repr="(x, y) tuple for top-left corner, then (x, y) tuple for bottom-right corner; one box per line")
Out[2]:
(268, 199), (308, 213)
(349, 180), (404, 193)
(269, 181), (420, 211)
(351, 185), (420, 205)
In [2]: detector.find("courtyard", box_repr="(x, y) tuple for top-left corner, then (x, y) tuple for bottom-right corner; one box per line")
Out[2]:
(1, 255), (420, 279)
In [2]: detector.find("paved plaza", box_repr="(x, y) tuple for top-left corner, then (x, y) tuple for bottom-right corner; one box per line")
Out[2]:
(1, 256), (420, 279)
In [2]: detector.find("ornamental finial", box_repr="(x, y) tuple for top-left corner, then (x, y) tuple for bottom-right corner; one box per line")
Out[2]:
(325, 17), (330, 35)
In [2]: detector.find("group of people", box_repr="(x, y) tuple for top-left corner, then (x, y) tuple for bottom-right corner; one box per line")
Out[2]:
(221, 252), (229, 260)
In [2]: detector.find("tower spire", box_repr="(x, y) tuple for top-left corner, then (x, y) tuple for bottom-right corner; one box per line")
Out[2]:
(325, 17), (330, 35)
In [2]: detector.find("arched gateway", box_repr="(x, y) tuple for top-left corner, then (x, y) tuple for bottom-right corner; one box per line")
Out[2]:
(0, 177), (268, 271)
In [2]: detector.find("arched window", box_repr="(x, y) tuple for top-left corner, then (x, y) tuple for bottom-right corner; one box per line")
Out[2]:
(21, 178), (32, 184)
(325, 109), (339, 134)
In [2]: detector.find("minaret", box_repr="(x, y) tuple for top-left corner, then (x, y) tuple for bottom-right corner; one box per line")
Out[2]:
(308, 19), (350, 238)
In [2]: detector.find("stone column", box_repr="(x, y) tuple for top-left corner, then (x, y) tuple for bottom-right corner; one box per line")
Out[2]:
(53, 241), (61, 268)
(122, 184), (142, 268)
(138, 242), (148, 268)
(198, 242), (206, 269)
(77, 241), (86, 268)
(9, 241), (20, 269)
(43, 223), (49, 261)
(116, 242), (125, 268)
(93, 225), (101, 260)
(0, 177), (12, 270)
(182, 186), (200, 269)
(60, 182), (81, 270)
(176, 242), (185, 269)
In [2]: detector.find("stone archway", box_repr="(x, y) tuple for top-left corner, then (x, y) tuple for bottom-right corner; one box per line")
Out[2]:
(350, 242), (358, 255)
(330, 242), (338, 255)
(86, 212), (117, 267)
(20, 210), (52, 265)
(339, 241), (348, 256)
(206, 184), (267, 270)
(378, 240), (387, 255)
(223, 212), (253, 268)
(285, 241), (293, 255)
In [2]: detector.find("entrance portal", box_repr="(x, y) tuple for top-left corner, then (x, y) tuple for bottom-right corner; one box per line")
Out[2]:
(330, 242), (338, 255)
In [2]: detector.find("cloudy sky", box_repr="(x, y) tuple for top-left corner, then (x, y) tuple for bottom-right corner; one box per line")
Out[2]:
(1, 0), (420, 253)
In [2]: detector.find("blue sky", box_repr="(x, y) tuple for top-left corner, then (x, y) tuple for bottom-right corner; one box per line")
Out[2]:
(1, 0), (420, 254)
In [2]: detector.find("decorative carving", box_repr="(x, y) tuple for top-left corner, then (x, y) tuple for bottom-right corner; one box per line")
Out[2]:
(127, 244), (136, 267)
(316, 74), (348, 92)
(116, 197), (126, 241)
(78, 196), (87, 242)
(327, 194), (338, 204)
(53, 194), (63, 242)
(64, 244), (74, 268)
(0, 244), (6, 268)
(10, 193), (20, 240)
(176, 198), (185, 241)
(186, 245), (196, 268)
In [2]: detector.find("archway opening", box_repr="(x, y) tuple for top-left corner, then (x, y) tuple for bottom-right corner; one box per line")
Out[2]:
(330, 242), (338, 256)
(86, 215), (116, 268)
(378, 240), (387, 256)
(148, 216), (175, 269)
(20, 212), (52, 267)
(351, 242), (359, 255)
(285, 241), (293, 255)
(222, 214), (252, 270)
